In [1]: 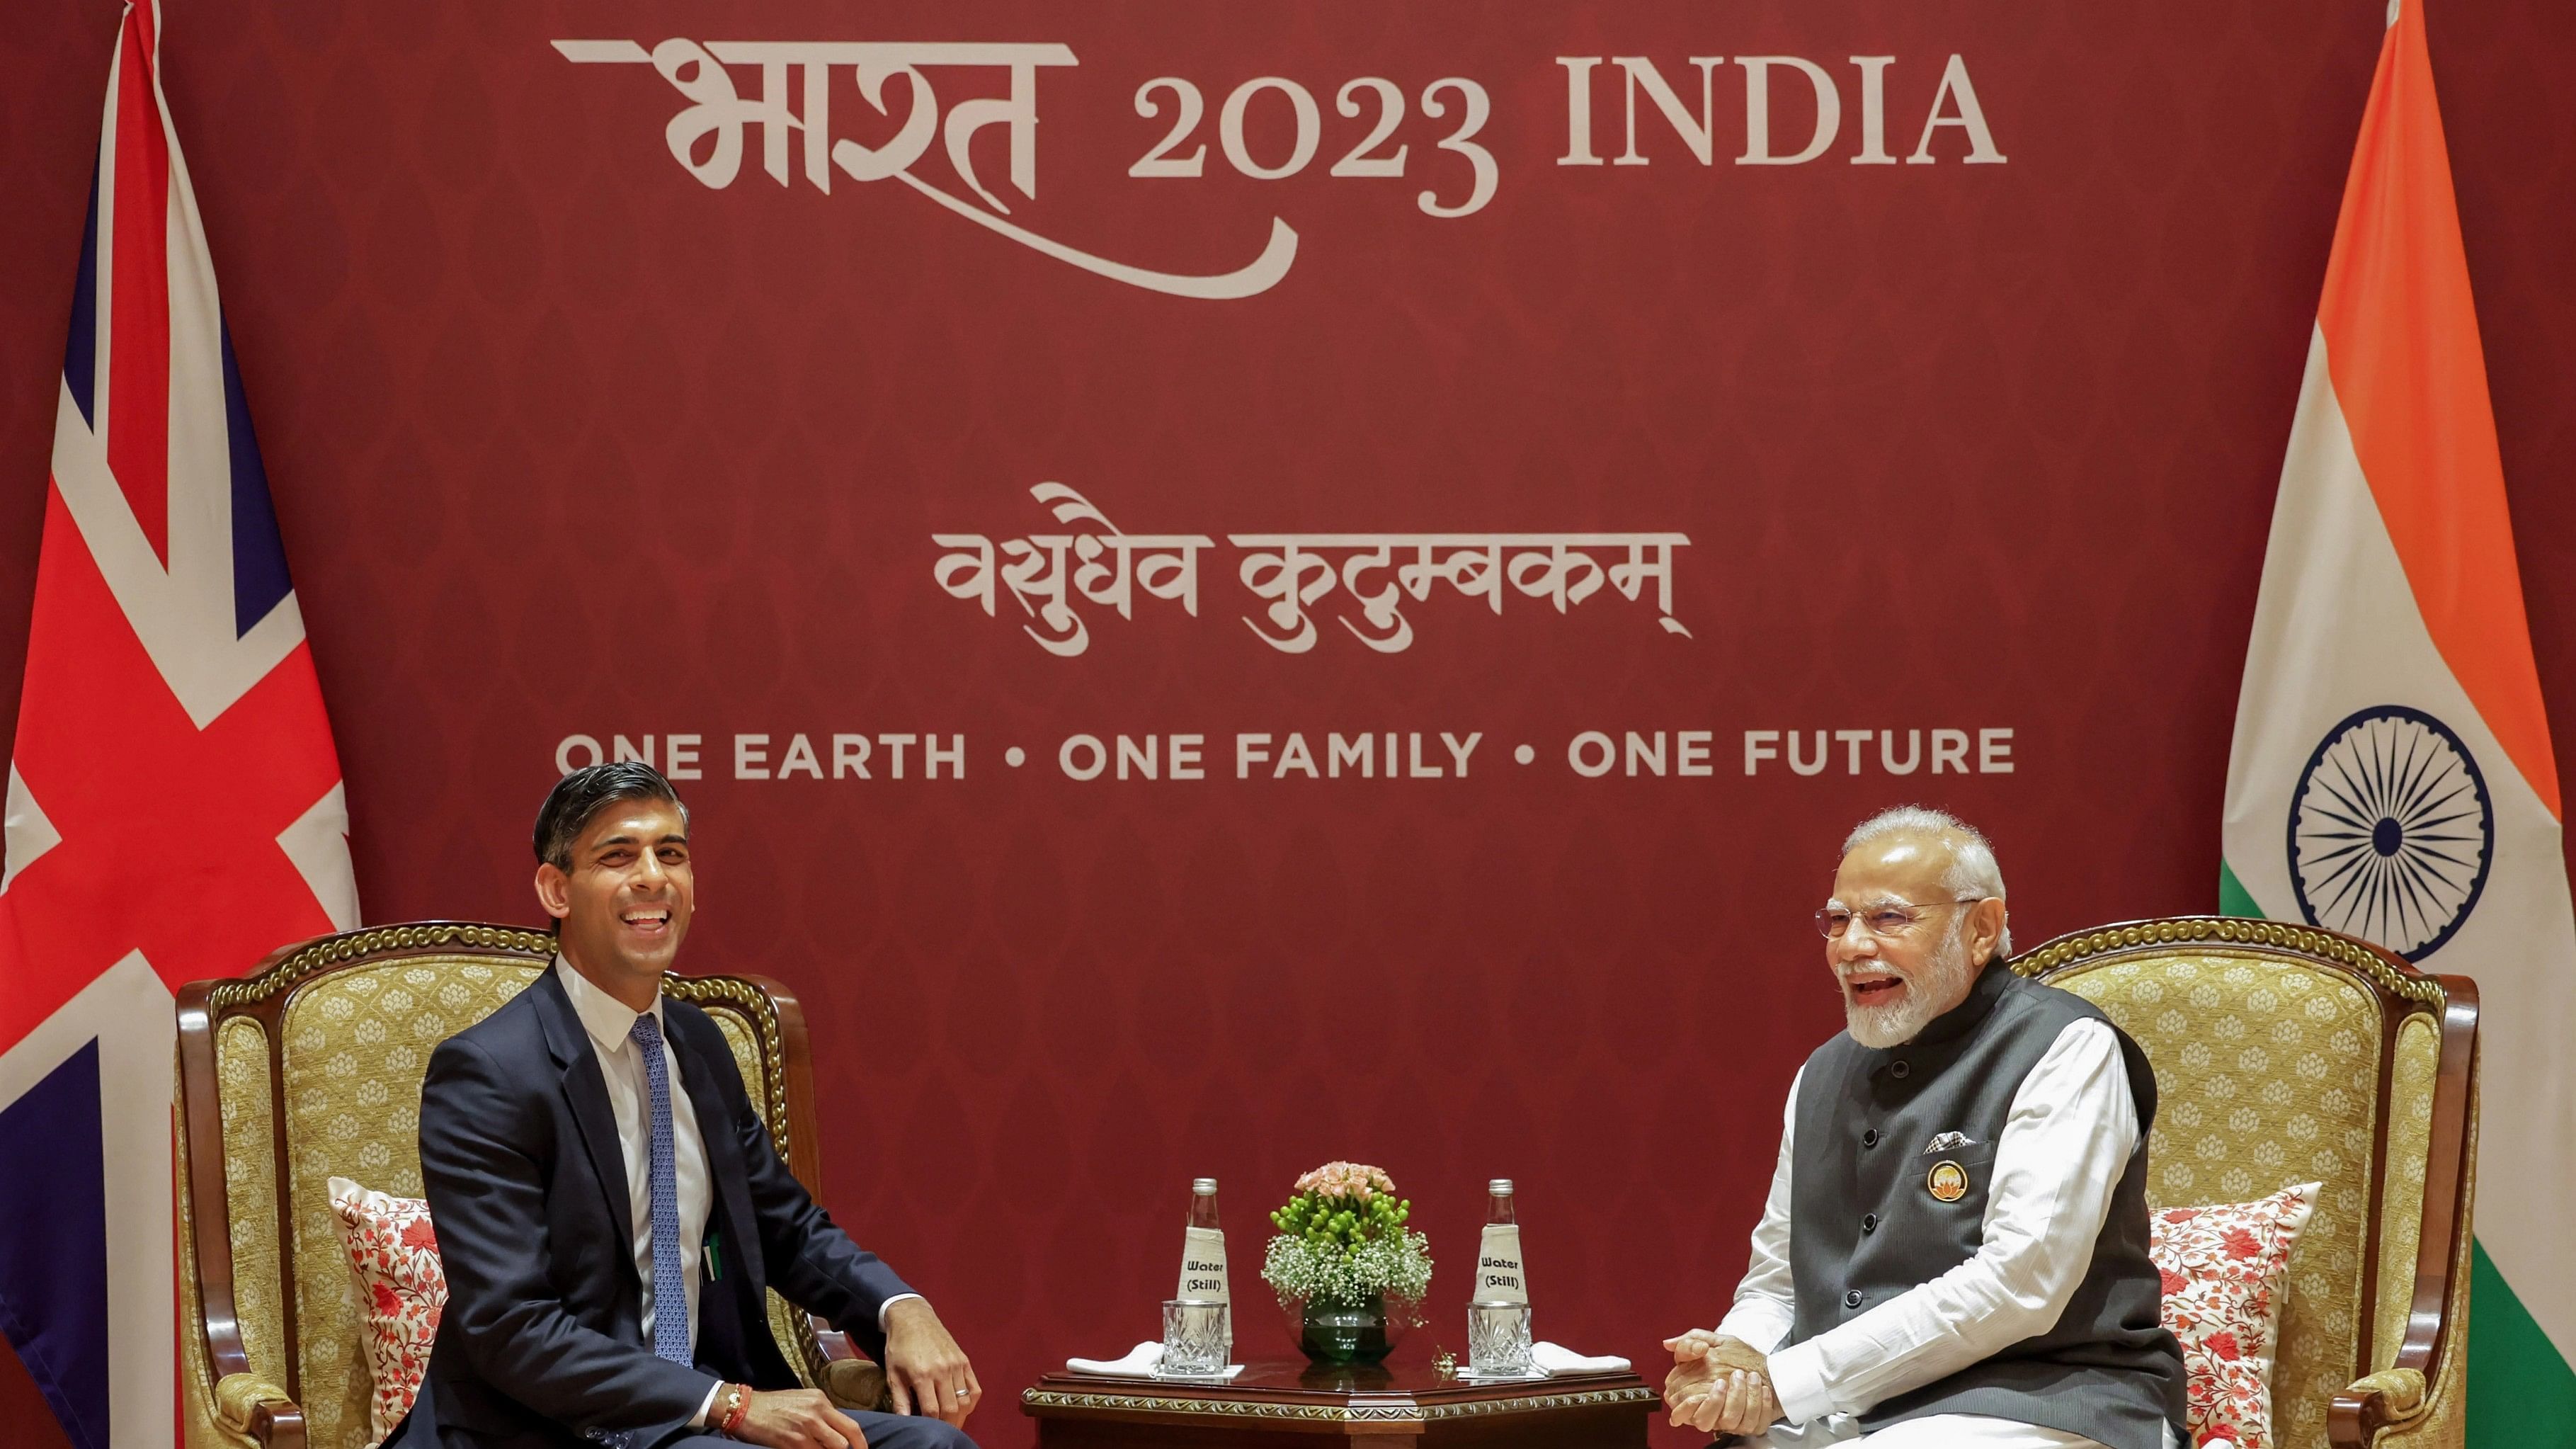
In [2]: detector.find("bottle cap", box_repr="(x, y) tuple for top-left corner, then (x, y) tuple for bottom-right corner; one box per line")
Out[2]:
(1488, 1178), (1515, 1194)
(1192, 1178), (1219, 1193)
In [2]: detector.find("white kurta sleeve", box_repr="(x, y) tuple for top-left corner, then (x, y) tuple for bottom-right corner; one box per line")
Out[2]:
(1714, 1064), (1803, 1355)
(1765, 1019), (2141, 1426)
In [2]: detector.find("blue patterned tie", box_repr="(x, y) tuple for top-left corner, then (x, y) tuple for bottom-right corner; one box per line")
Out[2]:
(627, 1011), (693, 1366)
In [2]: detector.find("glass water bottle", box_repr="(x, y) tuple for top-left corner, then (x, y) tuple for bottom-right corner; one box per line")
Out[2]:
(1178, 1177), (1231, 1358)
(1469, 1178), (1534, 1374)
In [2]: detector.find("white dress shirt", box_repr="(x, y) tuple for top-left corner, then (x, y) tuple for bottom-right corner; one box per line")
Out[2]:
(1714, 1018), (2143, 1447)
(556, 958), (714, 1351)
(555, 958), (924, 1425)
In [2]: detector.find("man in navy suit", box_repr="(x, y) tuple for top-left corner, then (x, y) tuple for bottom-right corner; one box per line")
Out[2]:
(391, 762), (980, 1449)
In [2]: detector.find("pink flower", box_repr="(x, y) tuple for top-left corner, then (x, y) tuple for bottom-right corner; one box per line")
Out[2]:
(1297, 1160), (1398, 1201)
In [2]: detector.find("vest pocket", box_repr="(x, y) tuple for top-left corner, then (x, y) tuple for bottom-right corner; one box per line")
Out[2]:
(1919, 1144), (1995, 1205)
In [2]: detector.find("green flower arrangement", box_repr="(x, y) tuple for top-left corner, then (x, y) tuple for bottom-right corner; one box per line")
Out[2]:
(1259, 1161), (1434, 1315)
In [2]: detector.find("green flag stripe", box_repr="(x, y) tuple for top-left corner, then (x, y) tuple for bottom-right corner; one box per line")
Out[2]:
(2218, 857), (2267, 920)
(2472, 1240), (2576, 1447)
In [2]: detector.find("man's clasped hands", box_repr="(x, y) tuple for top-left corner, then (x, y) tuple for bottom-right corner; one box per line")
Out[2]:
(1661, 1329), (1785, 1438)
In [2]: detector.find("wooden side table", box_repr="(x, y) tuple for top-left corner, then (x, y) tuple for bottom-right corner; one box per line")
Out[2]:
(1022, 1360), (1659, 1449)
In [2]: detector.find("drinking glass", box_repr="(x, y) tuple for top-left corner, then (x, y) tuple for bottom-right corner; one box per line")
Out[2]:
(1466, 1300), (1535, 1376)
(1159, 1298), (1228, 1377)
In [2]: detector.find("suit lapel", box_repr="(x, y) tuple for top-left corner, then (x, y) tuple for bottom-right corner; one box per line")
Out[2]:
(532, 967), (639, 1285)
(668, 1013), (762, 1295)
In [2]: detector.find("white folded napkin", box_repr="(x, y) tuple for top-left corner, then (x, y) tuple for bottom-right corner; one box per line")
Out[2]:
(1064, 1341), (1246, 1381)
(1458, 1341), (1632, 1381)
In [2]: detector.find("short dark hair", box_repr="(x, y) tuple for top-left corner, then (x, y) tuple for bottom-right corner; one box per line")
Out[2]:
(535, 761), (689, 870)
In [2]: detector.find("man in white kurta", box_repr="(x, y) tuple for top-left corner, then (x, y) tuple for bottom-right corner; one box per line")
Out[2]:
(1665, 808), (2184, 1449)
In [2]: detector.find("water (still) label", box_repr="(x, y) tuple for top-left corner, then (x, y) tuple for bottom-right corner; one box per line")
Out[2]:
(1178, 1226), (1232, 1342)
(1477, 1224), (1528, 1302)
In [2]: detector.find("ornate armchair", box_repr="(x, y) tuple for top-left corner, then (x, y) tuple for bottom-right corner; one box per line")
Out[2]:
(2012, 917), (2476, 1449)
(176, 922), (887, 1449)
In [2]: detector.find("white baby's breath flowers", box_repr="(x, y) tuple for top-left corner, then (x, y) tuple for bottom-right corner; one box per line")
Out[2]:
(1262, 1227), (1434, 1312)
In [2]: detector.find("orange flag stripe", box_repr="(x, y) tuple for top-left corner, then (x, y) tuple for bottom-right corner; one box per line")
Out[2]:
(2315, 0), (2561, 817)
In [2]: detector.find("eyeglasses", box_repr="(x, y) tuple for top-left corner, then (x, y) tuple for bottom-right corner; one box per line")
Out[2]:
(1813, 898), (1986, 939)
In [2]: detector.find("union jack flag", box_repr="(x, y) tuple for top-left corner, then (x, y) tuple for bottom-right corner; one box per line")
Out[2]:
(0, 4), (357, 1445)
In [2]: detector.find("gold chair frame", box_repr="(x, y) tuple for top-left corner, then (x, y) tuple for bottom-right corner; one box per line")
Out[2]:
(2012, 916), (2477, 1449)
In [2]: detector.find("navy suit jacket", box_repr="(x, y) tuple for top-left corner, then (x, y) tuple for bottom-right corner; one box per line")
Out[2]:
(387, 966), (911, 1448)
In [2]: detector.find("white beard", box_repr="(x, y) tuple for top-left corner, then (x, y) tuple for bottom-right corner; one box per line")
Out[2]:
(1842, 918), (1977, 1049)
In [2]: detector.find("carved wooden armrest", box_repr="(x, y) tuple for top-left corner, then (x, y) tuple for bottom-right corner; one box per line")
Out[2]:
(2330, 1366), (2433, 1448)
(823, 1357), (891, 1413)
(812, 1320), (891, 1411)
(211, 1373), (306, 1449)
(2339, 1361), (2432, 1433)
(2342, 1368), (2426, 1421)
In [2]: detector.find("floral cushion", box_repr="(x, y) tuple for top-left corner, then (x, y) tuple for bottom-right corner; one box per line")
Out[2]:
(2151, 1182), (2318, 1449)
(326, 1176), (447, 1449)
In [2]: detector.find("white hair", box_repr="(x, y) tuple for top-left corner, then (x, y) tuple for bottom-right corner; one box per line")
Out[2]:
(1842, 805), (2012, 956)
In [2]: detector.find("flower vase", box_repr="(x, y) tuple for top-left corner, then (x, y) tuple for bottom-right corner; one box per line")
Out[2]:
(1294, 1292), (1404, 1366)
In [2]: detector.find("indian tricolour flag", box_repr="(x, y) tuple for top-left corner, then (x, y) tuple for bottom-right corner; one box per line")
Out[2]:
(2221, 0), (2574, 1441)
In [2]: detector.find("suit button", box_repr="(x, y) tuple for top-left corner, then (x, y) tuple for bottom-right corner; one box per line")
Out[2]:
(1862, 1129), (1879, 1148)
(1862, 1213), (1878, 1234)
(1844, 1290), (1863, 1309)
(1891, 1060), (1910, 1079)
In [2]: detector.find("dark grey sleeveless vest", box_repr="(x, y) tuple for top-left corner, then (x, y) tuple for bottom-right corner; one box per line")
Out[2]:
(1788, 962), (2184, 1449)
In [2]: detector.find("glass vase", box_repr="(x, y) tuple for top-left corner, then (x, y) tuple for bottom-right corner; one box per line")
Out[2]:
(1292, 1291), (1410, 1366)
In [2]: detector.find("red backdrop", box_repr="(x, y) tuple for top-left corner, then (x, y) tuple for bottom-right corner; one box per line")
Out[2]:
(3, 3), (2575, 1446)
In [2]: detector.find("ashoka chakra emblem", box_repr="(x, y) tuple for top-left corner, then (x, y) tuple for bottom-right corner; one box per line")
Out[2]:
(2286, 704), (2494, 961)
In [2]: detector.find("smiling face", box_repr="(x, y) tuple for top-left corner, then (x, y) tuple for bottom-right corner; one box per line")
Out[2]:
(536, 796), (694, 1010)
(1825, 829), (2005, 1048)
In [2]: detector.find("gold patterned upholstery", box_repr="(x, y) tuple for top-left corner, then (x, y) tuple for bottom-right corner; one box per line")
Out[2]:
(2012, 918), (2478, 1449)
(176, 923), (882, 1449)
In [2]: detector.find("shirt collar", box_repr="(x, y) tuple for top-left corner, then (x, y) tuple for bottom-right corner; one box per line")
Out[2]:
(553, 954), (664, 1056)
